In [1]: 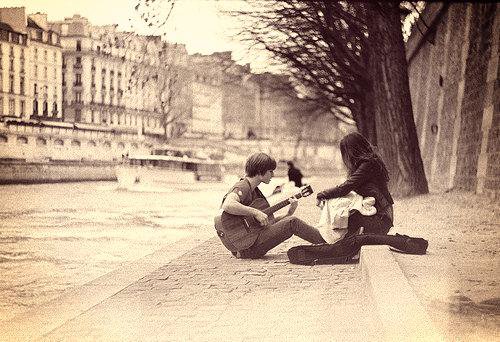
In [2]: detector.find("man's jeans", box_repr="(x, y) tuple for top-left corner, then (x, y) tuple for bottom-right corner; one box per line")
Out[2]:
(243, 216), (326, 258)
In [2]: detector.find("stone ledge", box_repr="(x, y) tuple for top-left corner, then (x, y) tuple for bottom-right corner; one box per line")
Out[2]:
(360, 245), (444, 341)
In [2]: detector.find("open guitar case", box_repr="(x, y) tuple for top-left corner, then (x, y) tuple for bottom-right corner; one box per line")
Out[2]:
(287, 233), (428, 266)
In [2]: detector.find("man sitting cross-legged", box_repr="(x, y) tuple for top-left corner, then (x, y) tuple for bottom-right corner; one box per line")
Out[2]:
(215, 152), (325, 259)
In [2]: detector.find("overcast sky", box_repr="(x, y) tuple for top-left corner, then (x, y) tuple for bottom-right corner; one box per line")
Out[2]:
(2, 0), (272, 70)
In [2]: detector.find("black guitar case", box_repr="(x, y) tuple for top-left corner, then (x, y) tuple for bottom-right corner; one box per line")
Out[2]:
(287, 233), (428, 265)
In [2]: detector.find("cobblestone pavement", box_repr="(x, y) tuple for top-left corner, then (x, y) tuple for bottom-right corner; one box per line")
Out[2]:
(40, 236), (383, 341)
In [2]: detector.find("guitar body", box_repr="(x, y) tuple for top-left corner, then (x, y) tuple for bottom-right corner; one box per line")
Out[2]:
(214, 198), (275, 252)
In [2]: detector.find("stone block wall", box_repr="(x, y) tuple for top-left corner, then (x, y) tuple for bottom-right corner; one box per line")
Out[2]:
(0, 160), (116, 184)
(407, 3), (499, 198)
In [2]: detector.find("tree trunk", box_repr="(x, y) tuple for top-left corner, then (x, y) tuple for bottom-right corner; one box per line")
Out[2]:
(360, 86), (377, 146)
(366, 2), (428, 197)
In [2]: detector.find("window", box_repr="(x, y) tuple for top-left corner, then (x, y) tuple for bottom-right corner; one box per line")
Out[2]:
(9, 75), (14, 93)
(17, 136), (28, 144)
(44, 66), (47, 79)
(20, 77), (24, 95)
(34, 48), (38, 60)
(75, 92), (82, 103)
(76, 40), (81, 51)
(75, 109), (81, 121)
(34, 65), (38, 79)
(53, 51), (56, 63)
(36, 137), (47, 146)
(34, 83), (38, 95)
(20, 100), (25, 116)
(52, 102), (58, 115)
(75, 73), (81, 85)
(0, 97), (3, 115)
(33, 99), (38, 115)
(9, 98), (15, 115)
(44, 49), (47, 61)
(43, 101), (48, 115)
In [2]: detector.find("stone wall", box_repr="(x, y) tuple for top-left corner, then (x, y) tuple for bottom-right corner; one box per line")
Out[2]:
(407, 3), (499, 198)
(0, 120), (152, 162)
(0, 160), (116, 184)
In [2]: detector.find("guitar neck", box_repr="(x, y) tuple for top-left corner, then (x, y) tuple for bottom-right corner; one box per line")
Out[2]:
(263, 193), (303, 216)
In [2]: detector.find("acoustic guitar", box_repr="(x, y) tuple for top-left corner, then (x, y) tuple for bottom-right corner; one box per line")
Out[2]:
(214, 185), (314, 252)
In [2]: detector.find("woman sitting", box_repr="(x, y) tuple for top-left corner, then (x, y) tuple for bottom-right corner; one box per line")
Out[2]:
(316, 132), (394, 237)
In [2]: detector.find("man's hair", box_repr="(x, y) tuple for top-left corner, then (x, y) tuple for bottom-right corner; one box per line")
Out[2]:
(287, 161), (294, 167)
(245, 152), (276, 177)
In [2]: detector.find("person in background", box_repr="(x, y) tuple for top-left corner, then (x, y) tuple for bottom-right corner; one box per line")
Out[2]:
(316, 132), (394, 236)
(287, 161), (303, 188)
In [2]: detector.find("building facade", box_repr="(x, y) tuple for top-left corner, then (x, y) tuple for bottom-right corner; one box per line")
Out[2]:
(27, 13), (63, 121)
(0, 7), (29, 119)
(50, 16), (160, 134)
(188, 52), (224, 139)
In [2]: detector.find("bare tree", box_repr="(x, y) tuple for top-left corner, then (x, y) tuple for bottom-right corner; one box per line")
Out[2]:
(156, 43), (191, 140)
(226, 0), (428, 196)
(128, 0), (190, 141)
(227, 1), (370, 137)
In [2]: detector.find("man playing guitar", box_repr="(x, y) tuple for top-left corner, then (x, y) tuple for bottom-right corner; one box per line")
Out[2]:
(215, 152), (326, 259)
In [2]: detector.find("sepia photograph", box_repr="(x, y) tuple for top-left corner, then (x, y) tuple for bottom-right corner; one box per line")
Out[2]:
(0, 0), (498, 341)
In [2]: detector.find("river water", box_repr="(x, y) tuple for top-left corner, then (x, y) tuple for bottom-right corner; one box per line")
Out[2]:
(0, 180), (239, 322)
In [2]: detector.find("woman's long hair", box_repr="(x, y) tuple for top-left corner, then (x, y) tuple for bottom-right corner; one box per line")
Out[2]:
(339, 132), (390, 181)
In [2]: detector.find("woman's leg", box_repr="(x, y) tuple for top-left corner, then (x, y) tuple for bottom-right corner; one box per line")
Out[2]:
(346, 211), (391, 237)
(248, 216), (325, 258)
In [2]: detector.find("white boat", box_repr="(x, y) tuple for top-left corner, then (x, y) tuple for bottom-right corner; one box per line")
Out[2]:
(116, 153), (223, 188)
